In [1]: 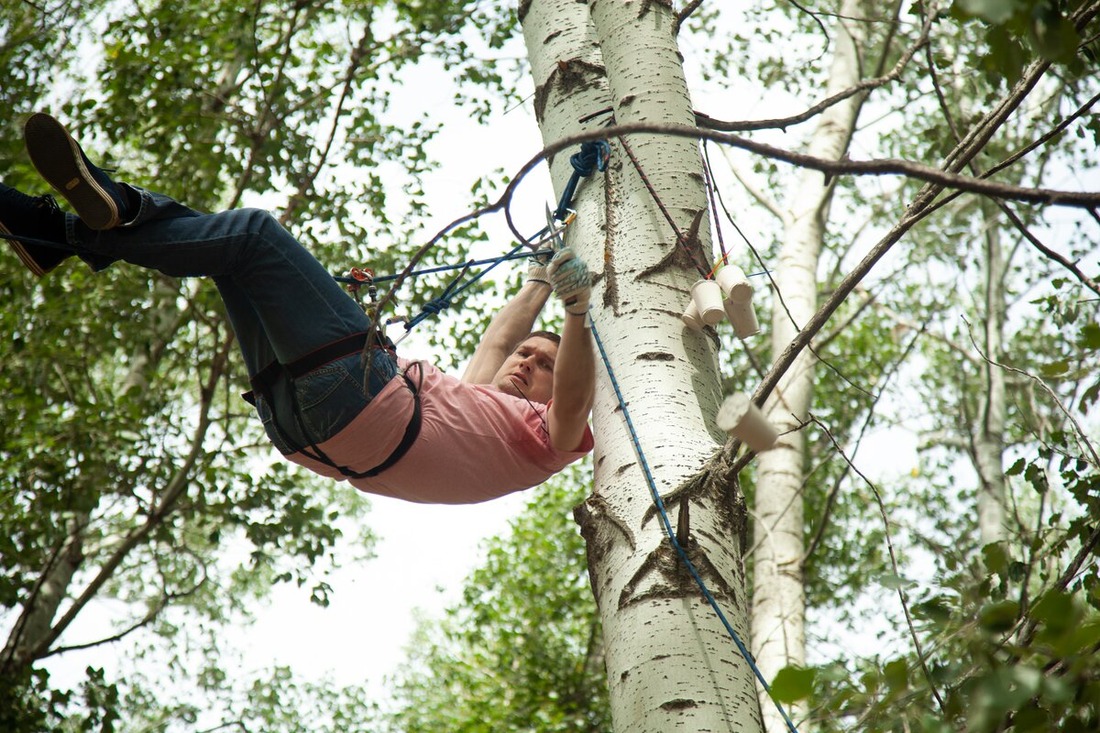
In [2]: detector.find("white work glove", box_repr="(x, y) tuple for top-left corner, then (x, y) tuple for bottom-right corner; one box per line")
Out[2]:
(526, 247), (553, 286)
(547, 247), (591, 315)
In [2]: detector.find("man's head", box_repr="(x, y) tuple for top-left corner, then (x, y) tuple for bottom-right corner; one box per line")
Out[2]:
(491, 331), (560, 404)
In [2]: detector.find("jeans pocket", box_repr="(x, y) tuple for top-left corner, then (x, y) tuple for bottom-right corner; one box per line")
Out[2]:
(294, 354), (373, 442)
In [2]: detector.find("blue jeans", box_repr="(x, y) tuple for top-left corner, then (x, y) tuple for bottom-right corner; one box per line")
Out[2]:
(65, 186), (398, 453)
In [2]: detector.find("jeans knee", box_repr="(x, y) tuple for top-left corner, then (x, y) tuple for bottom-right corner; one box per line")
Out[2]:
(237, 208), (280, 235)
(225, 208), (293, 258)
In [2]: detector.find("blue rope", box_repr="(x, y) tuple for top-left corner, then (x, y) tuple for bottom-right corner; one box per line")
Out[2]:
(554, 141), (611, 221)
(401, 241), (530, 330)
(588, 318), (801, 733)
(373, 140), (609, 333)
(333, 250), (544, 286)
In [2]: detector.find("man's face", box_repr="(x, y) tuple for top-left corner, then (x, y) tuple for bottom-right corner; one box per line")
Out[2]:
(491, 336), (558, 404)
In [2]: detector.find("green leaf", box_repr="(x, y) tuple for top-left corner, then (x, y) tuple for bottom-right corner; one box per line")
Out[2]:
(1030, 5), (1080, 63)
(769, 666), (817, 703)
(1040, 359), (1069, 376)
(881, 573), (915, 590)
(956, 0), (1022, 24)
(912, 596), (953, 623)
(979, 600), (1021, 632)
(884, 659), (909, 692)
(1079, 322), (1100, 350)
(983, 542), (1010, 574)
(1032, 590), (1074, 630)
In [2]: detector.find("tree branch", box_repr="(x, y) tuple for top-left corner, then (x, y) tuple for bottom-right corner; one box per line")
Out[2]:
(695, 7), (931, 134)
(675, 0), (704, 32)
(809, 413), (947, 713)
(25, 340), (229, 663)
(961, 317), (1100, 469)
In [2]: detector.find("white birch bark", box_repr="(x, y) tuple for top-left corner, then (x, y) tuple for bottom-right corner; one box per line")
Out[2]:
(522, 1), (763, 730)
(751, 3), (870, 731)
(975, 206), (1008, 546)
(0, 515), (86, 670)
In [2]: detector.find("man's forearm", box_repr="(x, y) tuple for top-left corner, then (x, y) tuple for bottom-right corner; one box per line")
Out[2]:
(462, 281), (551, 384)
(485, 281), (552, 350)
(548, 311), (595, 450)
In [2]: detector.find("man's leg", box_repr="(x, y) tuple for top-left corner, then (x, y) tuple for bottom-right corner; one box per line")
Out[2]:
(77, 205), (373, 364)
(24, 113), (399, 454)
(25, 113), (370, 364)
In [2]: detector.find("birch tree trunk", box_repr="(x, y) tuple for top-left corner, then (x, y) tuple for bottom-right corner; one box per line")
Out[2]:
(751, 3), (871, 730)
(974, 210), (1008, 547)
(522, 1), (763, 730)
(0, 514), (87, 671)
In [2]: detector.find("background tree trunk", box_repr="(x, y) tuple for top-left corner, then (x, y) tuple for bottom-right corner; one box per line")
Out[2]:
(750, 2), (873, 730)
(974, 205), (1009, 547)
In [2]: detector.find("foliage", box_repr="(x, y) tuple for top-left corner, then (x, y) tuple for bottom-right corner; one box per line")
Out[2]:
(2, 0), (1098, 730)
(385, 473), (611, 733)
(808, 439), (1100, 732)
(0, 0), (518, 729)
(122, 664), (381, 733)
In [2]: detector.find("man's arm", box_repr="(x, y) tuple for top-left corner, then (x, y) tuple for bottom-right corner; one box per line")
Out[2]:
(462, 279), (551, 385)
(544, 248), (596, 451)
(547, 310), (595, 451)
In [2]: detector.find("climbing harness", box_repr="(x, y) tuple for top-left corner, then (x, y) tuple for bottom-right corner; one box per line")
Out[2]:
(243, 334), (423, 480)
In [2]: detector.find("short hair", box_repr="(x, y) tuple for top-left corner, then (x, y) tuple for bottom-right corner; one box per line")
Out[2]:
(524, 330), (561, 346)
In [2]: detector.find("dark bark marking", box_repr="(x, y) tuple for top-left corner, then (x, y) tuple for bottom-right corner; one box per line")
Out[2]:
(575, 493), (637, 605)
(661, 698), (699, 711)
(637, 208), (708, 281)
(617, 535), (741, 611)
(533, 58), (608, 123)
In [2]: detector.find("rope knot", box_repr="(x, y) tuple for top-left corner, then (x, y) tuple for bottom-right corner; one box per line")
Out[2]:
(422, 297), (450, 315)
(569, 140), (610, 177)
(555, 140), (610, 220)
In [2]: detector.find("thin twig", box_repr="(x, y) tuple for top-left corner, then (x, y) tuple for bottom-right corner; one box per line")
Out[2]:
(809, 414), (947, 713)
(694, 7), (932, 134)
(961, 317), (1100, 469)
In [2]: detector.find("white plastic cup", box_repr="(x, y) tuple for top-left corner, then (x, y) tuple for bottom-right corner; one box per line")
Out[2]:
(681, 299), (705, 331)
(715, 264), (752, 304)
(691, 279), (726, 325)
(724, 297), (760, 339)
(716, 392), (779, 452)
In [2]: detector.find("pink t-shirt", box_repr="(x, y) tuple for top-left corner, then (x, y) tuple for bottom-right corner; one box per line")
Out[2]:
(284, 358), (593, 504)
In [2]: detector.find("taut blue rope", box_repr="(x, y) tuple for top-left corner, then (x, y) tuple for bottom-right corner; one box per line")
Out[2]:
(399, 241), (529, 331)
(588, 318), (801, 733)
(332, 250), (543, 286)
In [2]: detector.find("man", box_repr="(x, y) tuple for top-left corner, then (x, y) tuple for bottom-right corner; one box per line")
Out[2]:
(2, 113), (594, 503)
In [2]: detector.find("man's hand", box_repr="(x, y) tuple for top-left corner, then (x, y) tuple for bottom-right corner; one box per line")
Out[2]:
(547, 247), (591, 315)
(526, 247), (553, 287)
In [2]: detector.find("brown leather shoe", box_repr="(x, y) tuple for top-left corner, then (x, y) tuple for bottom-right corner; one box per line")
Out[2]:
(24, 113), (134, 230)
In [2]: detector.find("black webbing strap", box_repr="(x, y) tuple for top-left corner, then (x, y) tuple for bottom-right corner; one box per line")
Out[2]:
(243, 331), (371, 406)
(349, 370), (421, 478)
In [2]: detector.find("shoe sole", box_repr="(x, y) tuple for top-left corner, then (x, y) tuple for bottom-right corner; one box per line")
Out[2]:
(25, 113), (120, 231)
(0, 220), (49, 277)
